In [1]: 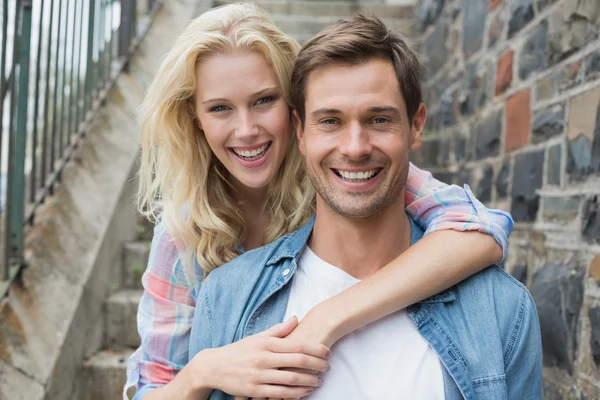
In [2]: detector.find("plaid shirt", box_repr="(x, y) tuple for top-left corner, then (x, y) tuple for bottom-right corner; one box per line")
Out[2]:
(124, 163), (514, 399)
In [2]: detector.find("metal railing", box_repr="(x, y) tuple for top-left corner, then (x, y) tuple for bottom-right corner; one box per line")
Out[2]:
(0, 0), (161, 299)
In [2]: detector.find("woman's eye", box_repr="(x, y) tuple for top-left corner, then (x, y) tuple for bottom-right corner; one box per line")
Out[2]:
(209, 105), (229, 112)
(256, 96), (274, 105)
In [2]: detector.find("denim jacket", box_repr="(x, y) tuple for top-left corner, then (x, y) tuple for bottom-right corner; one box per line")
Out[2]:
(189, 217), (542, 400)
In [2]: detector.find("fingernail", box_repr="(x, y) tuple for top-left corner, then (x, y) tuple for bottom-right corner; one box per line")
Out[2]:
(326, 349), (332, 358)
(318, 377), (323, 386)
(325, 365), (331, 372)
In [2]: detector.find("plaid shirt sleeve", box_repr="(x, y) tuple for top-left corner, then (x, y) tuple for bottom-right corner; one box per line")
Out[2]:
(124, 223), (197, 399)
(404, 162), (514, 260)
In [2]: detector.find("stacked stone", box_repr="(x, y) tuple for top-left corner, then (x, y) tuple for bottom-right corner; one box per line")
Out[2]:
(414, 0), (600, 397)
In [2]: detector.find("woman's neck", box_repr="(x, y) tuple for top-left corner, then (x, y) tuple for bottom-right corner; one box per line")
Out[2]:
(232, 181), (269, 251)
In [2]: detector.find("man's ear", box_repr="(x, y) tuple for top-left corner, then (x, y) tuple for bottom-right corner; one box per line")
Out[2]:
(410, 103), (427, 152)
(293, 110), (306, 156)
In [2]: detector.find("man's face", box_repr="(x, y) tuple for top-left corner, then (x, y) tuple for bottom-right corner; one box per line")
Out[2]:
(295, 58), (426, 219)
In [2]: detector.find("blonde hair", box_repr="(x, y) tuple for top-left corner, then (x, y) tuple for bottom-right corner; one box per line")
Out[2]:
(138, 3), (315, 280)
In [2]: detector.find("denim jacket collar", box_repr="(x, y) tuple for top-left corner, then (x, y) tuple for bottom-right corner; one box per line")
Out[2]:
(266, 216), (316, 267)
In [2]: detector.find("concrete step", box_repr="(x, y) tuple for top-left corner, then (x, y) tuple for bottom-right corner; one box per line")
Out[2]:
(122, 241), (150, 290)
(270, 13), (414, 37)
(213, 0), (414, 19)
(80, 348), (135, 400)
(105, 290), (143, 348)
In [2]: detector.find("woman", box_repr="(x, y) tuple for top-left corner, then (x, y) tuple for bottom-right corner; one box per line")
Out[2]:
(126, 3), (513, 399)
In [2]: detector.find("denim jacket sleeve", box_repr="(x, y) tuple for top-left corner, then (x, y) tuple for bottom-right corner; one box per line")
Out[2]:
(404, 162), (514, 260)
(503, 289), (543, 398)
(188, 282), (214, 363)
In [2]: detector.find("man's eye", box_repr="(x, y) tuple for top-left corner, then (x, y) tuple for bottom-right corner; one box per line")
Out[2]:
(209, 105), (229, 112)
(373, 117), (390, 124)
(256, 96), (274, 105)
(321, 119), (338, 125)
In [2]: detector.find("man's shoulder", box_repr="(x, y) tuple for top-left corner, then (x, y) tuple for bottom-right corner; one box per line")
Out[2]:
(453, 265), (536, 322)
(457, 265), (529, 298)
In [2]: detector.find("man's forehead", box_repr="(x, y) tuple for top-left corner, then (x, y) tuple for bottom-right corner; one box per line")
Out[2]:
(304, 60), (404, 113)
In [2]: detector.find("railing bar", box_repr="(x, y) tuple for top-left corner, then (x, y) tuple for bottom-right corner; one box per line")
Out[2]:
(91, 0), (99, 107)
(40, 0), (56, 190)
(8, 0), (21, 178)
(30, 0), (46, 204)
(10, 0), (32, 262)
(58, 0), (71, 160)
(67, 0), (80, 146)
(0, 0), (9, 215)
(107, 0), (112, 80)
(131, 0), (137, 45)
(84, 0), (95, 118)
(49, 0), (64, 181)
(4, 0), (22, 279)
(74, 0), (85, 132)
(98, 0), (105, 88)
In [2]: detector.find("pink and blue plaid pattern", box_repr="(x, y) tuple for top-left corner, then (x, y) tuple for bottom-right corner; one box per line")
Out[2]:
(124, 162), (513, 399)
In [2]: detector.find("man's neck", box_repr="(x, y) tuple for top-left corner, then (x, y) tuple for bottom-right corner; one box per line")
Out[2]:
(308, 194), (411, 279)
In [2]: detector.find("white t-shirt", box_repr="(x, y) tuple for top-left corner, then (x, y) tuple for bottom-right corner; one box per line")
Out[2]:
(283, 246), (445, 399)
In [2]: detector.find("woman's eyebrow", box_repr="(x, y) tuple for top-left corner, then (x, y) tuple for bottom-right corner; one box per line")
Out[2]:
(251, 87), (280, 97)
(202, 87), (280, 104)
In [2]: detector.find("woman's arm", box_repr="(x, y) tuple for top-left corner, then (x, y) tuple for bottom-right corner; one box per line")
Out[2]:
(285, 163), (513, 347)
(125, 223), (199, 400)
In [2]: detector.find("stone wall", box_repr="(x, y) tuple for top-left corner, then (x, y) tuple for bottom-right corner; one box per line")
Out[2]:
(413, 0), (600, 397)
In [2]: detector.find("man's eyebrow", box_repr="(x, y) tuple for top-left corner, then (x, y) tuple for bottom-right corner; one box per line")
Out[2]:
(310, 108), (343, 117)
(367, 106), (401, 114)
(202, 87), (280, 104)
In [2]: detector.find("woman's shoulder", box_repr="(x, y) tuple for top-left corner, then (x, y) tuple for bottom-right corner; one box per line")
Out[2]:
(147, 220), (198, 283)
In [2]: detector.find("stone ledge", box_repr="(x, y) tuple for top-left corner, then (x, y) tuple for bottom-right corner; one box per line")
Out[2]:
(0, 360), (44, 400)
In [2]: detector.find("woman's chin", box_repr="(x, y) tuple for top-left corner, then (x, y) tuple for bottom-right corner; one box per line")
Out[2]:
(231, 173), (274, 192)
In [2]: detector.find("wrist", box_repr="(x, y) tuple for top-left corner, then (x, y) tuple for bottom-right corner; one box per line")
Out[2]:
(184, 349), (215, 396)
(306, 302), (345, 347)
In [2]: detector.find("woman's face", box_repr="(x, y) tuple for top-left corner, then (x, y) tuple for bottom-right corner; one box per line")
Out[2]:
(195, 50), (291, 192)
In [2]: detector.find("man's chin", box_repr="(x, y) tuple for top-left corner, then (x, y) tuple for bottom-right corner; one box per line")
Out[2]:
(325, 201), (385, 220)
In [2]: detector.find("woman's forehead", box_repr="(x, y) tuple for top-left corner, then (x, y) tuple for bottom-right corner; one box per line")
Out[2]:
(196, 50), (281, 100)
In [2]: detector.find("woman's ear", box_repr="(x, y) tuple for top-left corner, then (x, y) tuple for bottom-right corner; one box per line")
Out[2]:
(195, 117), (203, 131)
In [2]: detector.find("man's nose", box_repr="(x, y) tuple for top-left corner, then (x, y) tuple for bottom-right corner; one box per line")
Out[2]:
(339, 123), (372, 160)
(235, 110), (259, 140)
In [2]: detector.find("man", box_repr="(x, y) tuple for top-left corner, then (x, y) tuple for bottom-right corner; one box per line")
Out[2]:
(189, 15), (542, 399)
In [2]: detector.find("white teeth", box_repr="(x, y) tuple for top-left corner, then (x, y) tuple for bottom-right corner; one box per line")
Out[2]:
(337, 169), (378, 181)
(232, 144), (269, 159)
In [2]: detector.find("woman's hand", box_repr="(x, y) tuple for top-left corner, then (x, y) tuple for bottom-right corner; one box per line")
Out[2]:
(251, 309), (338, 400)
(198, 316), (328, 399)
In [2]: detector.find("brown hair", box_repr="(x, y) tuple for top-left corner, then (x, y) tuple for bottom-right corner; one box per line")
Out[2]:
(291, 14), (423, 125)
